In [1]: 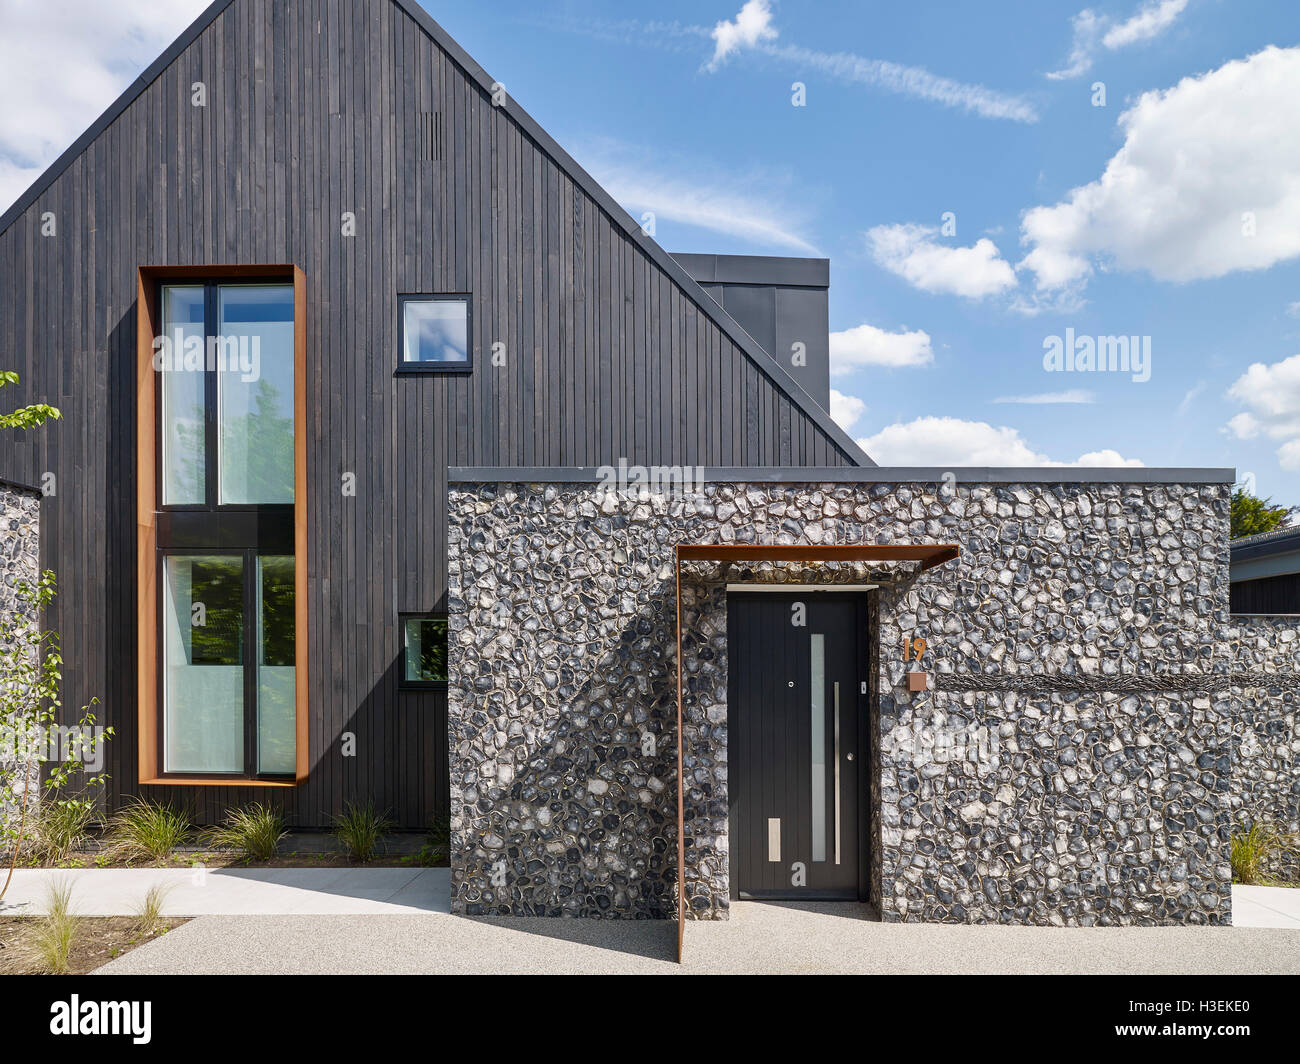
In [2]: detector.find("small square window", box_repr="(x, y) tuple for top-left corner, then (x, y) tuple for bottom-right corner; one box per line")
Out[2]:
(398, 295), (471, 372)
(401, 615), (448, 687)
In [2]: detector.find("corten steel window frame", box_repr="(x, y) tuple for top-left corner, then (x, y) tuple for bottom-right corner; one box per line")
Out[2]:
(136, 265), (309, 787)
(671, 541), (960, 962)
(394, 293), (473, 374)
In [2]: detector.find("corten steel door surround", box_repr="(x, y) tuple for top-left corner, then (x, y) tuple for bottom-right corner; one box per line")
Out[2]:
(728, 592), (870, 900)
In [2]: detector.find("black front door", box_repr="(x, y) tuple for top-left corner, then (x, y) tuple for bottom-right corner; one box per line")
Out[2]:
(729, 592), (867, 900)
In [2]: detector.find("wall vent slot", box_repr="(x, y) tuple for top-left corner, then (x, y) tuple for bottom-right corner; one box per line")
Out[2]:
(419, 111), (442, 162)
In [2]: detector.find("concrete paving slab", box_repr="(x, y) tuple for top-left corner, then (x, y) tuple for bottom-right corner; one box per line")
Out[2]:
(94, 899), (1300, 975)
(0, 867), (448, 917)
(1233, 885), (1300, 928)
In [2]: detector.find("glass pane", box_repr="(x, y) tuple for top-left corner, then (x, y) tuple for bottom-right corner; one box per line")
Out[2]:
(402, 299), (468, 364)
(810, 633), (826, 863)
(163, 555), (244, 774)
(404, 617), (448, 682)
(257, 556), (296, 775)
(160, 286), (206, 505)
(217, 285), (295, 504)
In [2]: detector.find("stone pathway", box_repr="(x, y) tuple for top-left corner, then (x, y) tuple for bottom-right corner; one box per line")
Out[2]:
(5, 869), (1295, 973)
(1232, 884), (1300, 928)
(95, 903), (1300, 974)
(0, 867), (445, 916)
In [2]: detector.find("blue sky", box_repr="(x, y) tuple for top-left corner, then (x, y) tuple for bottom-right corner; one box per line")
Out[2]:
(3, 0), (1299, 500)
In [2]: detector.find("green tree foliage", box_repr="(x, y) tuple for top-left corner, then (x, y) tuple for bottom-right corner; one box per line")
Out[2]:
(0, 371), (61, 430)
(1231, 485), (1298, 540)
(1, 574), (113, 899)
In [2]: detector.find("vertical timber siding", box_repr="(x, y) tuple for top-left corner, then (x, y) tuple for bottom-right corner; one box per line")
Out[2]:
(0, 0), (855, 827)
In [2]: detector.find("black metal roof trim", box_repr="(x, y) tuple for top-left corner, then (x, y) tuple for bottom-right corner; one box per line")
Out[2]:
(449, 466), (1237, 485)
(0, 0), (870, 469)
(0, 475), (43, 495)
(671, 254), (830, 288)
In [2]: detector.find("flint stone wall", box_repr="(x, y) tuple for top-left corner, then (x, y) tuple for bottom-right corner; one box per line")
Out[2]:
(0, 482), (41, 843)
(1225, 615), (1300, 879)
(448, 479), (1238, 925)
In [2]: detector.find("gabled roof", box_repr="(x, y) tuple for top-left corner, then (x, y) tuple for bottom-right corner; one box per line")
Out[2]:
(0, 0), (871, 467)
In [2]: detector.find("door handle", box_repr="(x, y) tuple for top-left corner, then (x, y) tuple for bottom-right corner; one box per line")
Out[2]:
(833, 681), (841, 866)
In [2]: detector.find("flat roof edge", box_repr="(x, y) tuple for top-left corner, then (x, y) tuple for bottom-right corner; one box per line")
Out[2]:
(448, 466), (1237, 486)
(671, 253), (831, 288)
(0, 475), (43, 495)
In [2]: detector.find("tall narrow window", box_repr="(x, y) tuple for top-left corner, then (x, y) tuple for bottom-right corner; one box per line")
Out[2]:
(163, 555), (245, 774)
(160, 286), (207, 505)
(810, 633), (827, 863)
(257, 556), (296, 775)
(218, 286), (295, 504)
(149, 274), (299, 782)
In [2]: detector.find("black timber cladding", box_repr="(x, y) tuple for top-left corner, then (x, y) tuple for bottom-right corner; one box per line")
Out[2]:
(0, 0), (861, 828)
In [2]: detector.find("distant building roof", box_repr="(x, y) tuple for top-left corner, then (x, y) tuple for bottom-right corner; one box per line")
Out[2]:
(1231, 524), (1300, 581)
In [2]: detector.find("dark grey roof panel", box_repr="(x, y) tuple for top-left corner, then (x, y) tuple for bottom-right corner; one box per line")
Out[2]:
(1232, 526), (1300, 563)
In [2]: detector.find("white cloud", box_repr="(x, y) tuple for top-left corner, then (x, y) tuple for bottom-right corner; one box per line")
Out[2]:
(550, 4), (1037, 122)
(828, 388), (866, 432)
(582, 139), (819, 254)
(868, 223), (1017, 300)
(1226, 353), (1300, 471)
(1075, 449), (1145, 467)
(992, 390), (1095, 404)
(1048, 0), (1189, 80)
(706, 0), (777, 71)
(1047, 10), (1106, 81)
(1103, 0), (1190, 50)
(765, 43), (1039, 123)
(0, 159), (43, 216)
(829, 323), (933, 373)
(1286, 301), (1300, 318)
(0, 0), (209, 213)
(1279, 440), (1300, 472)
(1177, 380), (1206, 414)
(856, 415), (1143, 467)
(1022, 47), (1300, 295)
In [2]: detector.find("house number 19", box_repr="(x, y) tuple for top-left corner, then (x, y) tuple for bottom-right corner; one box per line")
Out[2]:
(904, 636), (927, 662)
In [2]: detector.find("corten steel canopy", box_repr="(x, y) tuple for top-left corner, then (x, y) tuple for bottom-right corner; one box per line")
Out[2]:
(671, 541), (961, 961)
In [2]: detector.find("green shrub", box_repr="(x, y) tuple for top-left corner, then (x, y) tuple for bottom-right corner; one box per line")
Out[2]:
(106, 799), (191, 864)
(134, 882), (172, 936)
(23, 879), (80, 975)
(200, 804), (287, 863)
(1231, 820), (1300, 885)
(415, 811), (451, 866)
(30, 798), (100, 865)
(331, 801), (392, 863)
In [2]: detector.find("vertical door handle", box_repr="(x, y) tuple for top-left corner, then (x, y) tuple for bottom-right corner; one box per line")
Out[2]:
(833, 681), (841, 866)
